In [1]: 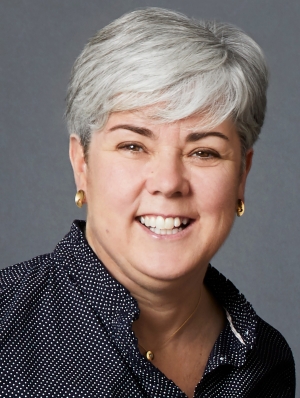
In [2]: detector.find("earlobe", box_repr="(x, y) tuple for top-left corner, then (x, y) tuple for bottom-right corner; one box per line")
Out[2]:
(69, 134), (87, 191)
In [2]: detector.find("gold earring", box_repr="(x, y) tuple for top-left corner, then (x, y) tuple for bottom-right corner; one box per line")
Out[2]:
(75, 190), (85, 208)
(236, 199), (245, 217)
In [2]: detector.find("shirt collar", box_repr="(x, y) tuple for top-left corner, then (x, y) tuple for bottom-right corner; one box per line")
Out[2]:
(203, 266), (257, 371)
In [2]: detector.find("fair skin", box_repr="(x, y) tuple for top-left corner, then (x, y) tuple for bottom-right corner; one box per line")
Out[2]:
(70, 108), (253, 397)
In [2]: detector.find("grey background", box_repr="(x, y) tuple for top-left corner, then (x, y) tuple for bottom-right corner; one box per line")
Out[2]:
(1, 0), (299, 393)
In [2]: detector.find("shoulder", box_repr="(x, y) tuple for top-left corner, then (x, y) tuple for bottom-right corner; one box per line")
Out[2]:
(0, 220), (88, 333)
(0, 253), (57, 323)
(0, 253), (55, 294)
(0, 220), (85, 298)
(247, 316), (296, 396)
(254, 316), (295, 376)
(0, 254), (63, 346)
(255, 316), (294, 363)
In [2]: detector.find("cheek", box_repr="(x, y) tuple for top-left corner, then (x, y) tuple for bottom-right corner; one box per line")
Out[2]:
(86, 156), (144, 216)
(192, 167), (239, 213)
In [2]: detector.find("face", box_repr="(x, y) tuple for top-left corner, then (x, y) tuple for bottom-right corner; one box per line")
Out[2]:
(70, 109), (252, 290)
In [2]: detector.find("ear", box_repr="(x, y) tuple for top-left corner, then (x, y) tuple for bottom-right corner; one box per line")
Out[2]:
(69, 134), (87, 192)
(238, 148), (253, 201)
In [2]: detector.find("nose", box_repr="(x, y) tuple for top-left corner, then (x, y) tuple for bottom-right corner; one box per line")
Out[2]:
(145, 150), (190, 198)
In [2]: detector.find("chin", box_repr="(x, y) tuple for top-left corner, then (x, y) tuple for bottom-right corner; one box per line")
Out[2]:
(136, 258), (199, 282)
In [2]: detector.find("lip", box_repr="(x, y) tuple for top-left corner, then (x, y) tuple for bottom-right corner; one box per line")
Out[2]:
(136, 217), (195, 239)
(137, 213), (193, 219)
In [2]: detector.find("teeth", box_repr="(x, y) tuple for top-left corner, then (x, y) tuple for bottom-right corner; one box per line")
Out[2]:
(174, 217), (181, 227)
(150, 216), (156, 228)
(164, 217), (174, 229)
(156, 216), (165, 229)
(150, 227), (181, 235)
(139, 215), (190, 235)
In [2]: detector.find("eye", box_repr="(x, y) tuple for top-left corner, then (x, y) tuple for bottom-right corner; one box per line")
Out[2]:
(191, 149), (220, 159)
(118, 143), (145, 152)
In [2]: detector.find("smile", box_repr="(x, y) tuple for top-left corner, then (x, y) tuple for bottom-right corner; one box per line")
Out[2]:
(138, 215), (191, 235)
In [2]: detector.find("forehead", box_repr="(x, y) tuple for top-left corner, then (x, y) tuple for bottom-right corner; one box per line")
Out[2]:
(104, 107), (237, 135)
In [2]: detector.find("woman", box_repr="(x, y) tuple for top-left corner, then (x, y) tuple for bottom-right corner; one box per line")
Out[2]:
(0, 8), (295, 397)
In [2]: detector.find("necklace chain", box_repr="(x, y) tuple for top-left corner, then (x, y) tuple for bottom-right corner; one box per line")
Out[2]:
(138, 290), (202, 361)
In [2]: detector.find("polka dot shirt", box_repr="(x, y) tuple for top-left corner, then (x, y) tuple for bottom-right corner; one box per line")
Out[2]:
(0, 220), (295, 397)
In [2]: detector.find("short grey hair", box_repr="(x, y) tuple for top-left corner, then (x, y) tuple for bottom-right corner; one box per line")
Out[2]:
(66, 8), (268, 165)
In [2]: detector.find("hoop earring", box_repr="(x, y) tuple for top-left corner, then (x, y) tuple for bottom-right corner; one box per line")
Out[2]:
(236, 199), (245, 217)
(75, 190), (85, 208)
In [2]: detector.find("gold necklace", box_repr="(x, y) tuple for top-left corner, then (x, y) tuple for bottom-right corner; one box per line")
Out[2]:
(138, 291), (202, 361)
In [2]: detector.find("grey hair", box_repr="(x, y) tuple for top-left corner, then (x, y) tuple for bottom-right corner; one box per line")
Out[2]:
(66, 8), (268, 166)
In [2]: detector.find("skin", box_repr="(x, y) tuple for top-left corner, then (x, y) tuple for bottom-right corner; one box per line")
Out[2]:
(70, 108), (253, 397)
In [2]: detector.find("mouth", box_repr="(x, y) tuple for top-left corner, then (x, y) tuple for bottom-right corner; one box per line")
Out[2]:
(138, 215), (192, 235)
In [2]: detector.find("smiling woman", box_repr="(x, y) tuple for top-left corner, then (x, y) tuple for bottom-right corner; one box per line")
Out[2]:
(0, 7), (295, 398)
(70, 113), (245, 289)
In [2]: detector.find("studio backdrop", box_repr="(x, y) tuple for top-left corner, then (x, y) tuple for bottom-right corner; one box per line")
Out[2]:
(1, 0), (299, 391)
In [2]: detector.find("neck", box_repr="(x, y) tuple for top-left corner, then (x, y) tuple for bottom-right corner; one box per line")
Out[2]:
(130, 269), (209, 348)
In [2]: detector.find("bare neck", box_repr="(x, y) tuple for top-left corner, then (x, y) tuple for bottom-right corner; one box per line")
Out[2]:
(130, 268), (224, 351)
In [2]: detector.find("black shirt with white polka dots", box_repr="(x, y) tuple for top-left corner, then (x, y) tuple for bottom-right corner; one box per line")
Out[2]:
(0, 220), (295, 397)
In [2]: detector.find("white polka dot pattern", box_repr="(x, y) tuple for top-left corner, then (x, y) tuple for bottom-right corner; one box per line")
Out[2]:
(0, 220), (295, 397)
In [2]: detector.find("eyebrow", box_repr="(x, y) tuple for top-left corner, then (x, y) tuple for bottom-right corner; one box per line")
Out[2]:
(108, 124), (229, 142)
(108, 124), (155, 138)
(185, 131), (229, 142)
